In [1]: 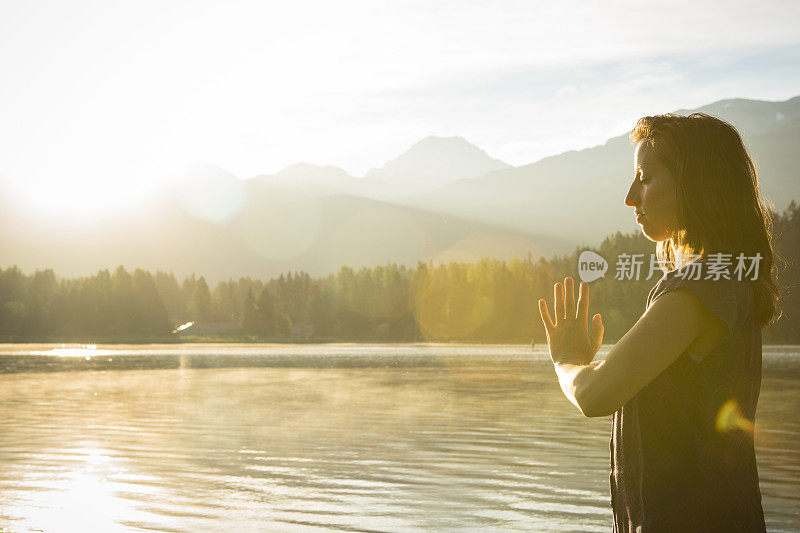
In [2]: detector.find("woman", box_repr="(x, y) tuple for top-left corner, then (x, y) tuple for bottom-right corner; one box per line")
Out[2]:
(538, 113), (777, 532)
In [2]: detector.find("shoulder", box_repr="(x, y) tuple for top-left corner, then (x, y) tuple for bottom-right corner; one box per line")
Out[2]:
(653, 260), (751, 301)
(649, 261), (751, 343)
(642, 288), (716, 339)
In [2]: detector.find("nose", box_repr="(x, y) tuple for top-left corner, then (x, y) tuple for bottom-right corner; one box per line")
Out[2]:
(625, 178), (639, 207)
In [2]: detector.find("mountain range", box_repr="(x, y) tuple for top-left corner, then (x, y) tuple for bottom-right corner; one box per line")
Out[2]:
(404, 96), (800, 243)
(2, 96), (798, 281)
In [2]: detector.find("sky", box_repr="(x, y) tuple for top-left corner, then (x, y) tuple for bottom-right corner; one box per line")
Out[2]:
(1, 0), (799, 214)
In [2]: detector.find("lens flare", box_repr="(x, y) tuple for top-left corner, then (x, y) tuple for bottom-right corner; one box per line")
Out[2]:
(179, 164), (245, 224)
(715, 398), (754, 435)
(429, 233), (543, 266)
(172, 321), (195, 334)
(411, 265), (496, 341)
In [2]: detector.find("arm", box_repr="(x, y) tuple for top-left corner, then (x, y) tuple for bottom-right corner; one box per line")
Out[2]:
(540, 278), (721, 418)
(580, 288), (719, 417)
(552, 360), (603, 416)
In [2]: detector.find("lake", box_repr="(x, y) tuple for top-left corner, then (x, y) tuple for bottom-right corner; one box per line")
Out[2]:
(0, 344), (798, 532)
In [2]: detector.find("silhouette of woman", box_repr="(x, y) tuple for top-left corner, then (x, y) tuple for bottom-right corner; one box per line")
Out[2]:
(538, 113), (776, 532)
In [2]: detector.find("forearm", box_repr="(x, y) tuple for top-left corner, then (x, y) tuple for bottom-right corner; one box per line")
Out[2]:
(553, 360), (605, 417)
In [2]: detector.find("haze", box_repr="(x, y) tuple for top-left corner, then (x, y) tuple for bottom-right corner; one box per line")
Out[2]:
(1, 0), (799, 215)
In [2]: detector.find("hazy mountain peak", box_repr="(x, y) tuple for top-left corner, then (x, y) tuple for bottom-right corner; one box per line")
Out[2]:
(246, 162), (354, 183)
(274, 162), (352, 180)
(244, 161), (383, 199)
(395, 135), (508, 164)
(403, 94), (800, 245)
(673, 95), (800, 136)
(408, 135), (478, 151)
(182, 162), (239, 184)
(364, 135), (511, 194)
(279, 162), (322, 174)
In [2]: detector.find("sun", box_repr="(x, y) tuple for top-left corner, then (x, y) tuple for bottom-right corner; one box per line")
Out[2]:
(8, 181), (134, 219)
(3, 157), (183, 220)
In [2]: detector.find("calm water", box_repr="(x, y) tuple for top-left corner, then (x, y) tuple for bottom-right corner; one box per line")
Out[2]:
(0, 344), (798, 532)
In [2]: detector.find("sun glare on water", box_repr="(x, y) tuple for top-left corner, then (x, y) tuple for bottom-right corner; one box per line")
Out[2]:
(9, 445), (163, 533)
(28, 345), (118, 358)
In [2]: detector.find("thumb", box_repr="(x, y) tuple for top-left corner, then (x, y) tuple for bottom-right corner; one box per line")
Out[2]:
(590, 313), (604, 351)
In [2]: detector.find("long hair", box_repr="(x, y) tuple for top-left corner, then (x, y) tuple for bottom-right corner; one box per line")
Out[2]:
(630, 113), (778, 327)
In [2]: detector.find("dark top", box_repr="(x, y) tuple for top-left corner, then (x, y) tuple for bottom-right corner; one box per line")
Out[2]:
(610, 263), (767, 532)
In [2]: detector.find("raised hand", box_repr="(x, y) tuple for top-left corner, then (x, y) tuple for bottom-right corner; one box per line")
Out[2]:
(538, 277), (604, 365)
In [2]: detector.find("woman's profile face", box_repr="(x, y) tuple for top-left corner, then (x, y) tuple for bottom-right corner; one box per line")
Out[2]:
(625, 141), (679, 242)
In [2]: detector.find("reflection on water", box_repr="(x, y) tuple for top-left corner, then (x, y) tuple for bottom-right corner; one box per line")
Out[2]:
(0, 344), (798, 532)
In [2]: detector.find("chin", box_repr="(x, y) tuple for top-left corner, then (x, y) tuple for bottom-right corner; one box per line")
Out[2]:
(639, 225), (670, 243)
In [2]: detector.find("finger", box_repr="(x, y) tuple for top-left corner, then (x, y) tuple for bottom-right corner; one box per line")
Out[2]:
(591, 313), (604, 352)
(577, 281), (589, 322)
(565, 277), (576, 319)
(538, 299), (554, 334)
(554, 282), (565, 323)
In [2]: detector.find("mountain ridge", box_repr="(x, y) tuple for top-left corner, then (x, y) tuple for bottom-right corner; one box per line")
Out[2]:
(2, 94), (798, 281)
(393, 95), (800, 243)
(363, 135), (511, 195)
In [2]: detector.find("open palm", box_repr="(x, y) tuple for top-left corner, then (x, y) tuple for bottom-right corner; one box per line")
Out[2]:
(538, 277), (604, 365)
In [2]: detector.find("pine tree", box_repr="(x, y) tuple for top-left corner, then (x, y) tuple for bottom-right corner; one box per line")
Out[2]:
(188, 276), (213, 322)
(241, 288), (258, 334)
(255, 287), (275, 337)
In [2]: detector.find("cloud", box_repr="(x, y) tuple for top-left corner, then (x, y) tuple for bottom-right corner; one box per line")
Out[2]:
(0, 0), (798, 192)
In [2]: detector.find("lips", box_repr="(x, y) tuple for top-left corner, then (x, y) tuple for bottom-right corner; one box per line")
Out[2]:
(635, 212), (645, 223)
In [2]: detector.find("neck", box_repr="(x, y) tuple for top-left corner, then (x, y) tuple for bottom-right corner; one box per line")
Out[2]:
(669, 242), (700, 269)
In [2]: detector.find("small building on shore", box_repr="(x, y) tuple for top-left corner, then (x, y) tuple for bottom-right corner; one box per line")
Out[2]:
(176, 322), (240, 337)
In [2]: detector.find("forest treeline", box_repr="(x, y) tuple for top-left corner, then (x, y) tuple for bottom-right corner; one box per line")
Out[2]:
(1, 202), (798, 344)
